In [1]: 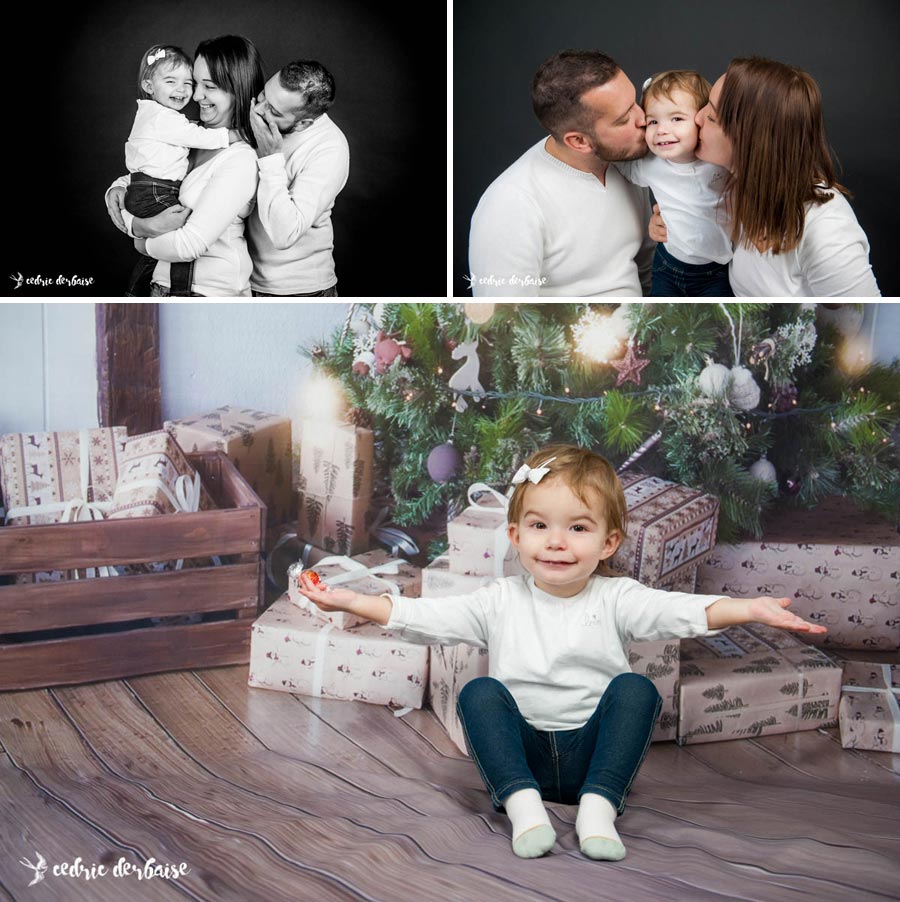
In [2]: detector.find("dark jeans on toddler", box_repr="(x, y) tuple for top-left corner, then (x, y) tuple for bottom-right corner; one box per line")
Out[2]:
(457, 673), (662, 816)
(650, 242), (733, 297)
(124, 172), (195, 297)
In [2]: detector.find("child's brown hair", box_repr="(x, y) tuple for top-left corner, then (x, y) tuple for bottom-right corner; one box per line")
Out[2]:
(506, 443), (627, 540)
(642, 69), (711, 112)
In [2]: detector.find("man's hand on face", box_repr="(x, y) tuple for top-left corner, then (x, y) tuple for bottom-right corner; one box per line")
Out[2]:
(250, 99), (284, 158)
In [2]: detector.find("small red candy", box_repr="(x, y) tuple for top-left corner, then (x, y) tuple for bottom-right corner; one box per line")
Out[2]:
(301, 569), (321, 586)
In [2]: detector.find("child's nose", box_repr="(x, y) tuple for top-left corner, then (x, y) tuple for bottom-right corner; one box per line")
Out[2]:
(545, 528), (567, 547)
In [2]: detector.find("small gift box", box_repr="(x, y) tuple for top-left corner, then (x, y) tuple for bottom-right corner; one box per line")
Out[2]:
(429, 643), (490, 754)
(677, 623), (843, 745)
(696, 497), (900, 650)
(609, 473), (720, 588)
(838, 660), (900, 753)
(288, 548), (421, 630)
(249, 595), (429, 709)
(165, 405), (292, 526)
(422, 554), (499, 596)
(446, 483), (526, 579)
(296, 488), (373, 556)
(297, 420), (374, 501)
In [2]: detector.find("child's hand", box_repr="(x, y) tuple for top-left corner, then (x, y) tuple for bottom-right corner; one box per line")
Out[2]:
(294, 572), (357, 613)
(747, 596), (828, 634)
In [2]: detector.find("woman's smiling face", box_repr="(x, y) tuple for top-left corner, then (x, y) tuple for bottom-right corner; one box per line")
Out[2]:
(193, 56), (234, 128)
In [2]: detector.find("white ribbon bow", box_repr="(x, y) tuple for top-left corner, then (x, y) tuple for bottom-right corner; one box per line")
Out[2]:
(465, 482), (513, 578)
(147, 48), (166, 66)
(509, 456), (556, 488)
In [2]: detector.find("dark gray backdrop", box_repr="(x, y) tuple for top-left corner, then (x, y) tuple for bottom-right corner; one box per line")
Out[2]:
(8, 0), (446, 297)
(453, 0), (899, 297)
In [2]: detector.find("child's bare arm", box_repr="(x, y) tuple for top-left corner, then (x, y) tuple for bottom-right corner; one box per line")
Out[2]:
(294, 572), (393, 626)
(706, 596), (827, 634)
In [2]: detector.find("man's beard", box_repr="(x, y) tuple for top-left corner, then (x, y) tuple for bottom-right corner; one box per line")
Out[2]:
(588, 134), (648, 164)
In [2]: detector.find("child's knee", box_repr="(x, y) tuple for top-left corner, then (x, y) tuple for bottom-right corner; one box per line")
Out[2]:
(458, 676), (506, 711)
(608, 672), (661, 709)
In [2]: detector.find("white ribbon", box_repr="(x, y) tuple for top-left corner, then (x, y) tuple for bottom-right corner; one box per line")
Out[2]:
(842, 665), (900, 749)
(312, 622), (336, 697)
(509, 456), (557, 488)
(465, 482), (511, 578)
(314, 554), (404, 596)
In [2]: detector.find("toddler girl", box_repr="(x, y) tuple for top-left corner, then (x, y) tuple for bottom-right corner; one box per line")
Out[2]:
(124, 44), (238, 295)
(296, 444), (826, 861)
(616, 70), (733, 297)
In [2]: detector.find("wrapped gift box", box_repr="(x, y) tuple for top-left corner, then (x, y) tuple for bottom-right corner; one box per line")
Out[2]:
(696, 497), (900, 650)
(288, 548), (421, 630)
(838, 660), (900, 753)
(446, 487), (526, 579)
(422, 554), (499, 596)
(165, 405), (292, 527)
(677, 623), (843, 745)
(429, 643), (490, 754)
(296, 488), (373, 556)
(297, 420), (374, 501)
(248, 595), (428, 709)
(608, 473), (720, 588)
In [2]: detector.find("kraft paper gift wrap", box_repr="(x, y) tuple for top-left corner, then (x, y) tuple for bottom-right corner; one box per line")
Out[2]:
(249, 595), (428, 709)
(838, 661), (900, 753)
(677, 623), (843, 745)
(608, 473), (720, 588)
(297, 420), (374, 501)
(165, 405), (292, 527)
(422, 554), (501, 597)
(696, 497), (900, 651)
(288, 548), (421, 630)
(296, 488), (373, 556)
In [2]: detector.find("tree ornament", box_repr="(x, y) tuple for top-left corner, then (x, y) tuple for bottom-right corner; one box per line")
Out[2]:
(771, 382), (798, 413)
(818, 303), (863, 338)
(426, 442), (463, 483)
(783, 476), (801, 496)
(448, 339), (484, 412)
(351, 349), (375, 377)
(310, 344), (326, 360)
(697, 357), (730, 398)
(749, 456), (777, 484)
(611, 341), (650, 387)
(616, 429), (663, 473)
(727, 366), (761, 411)
(373, 331), (412, 374)
(464, 302), (495, 325)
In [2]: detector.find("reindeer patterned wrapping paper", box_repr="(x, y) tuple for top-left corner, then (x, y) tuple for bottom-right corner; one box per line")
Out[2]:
(608, 474), (720, 588)
(677, 623), (843, 745)
(287, 549), (421, 630)
(838, 661), (900, 753)
(165, 405), (292, 527)
(696, 498), (900, 651)
(446, 491), (526, 579)
(248, 595), (429, 709)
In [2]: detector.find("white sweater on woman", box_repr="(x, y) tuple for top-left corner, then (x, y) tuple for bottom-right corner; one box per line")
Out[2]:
(386, 574), (724, 731)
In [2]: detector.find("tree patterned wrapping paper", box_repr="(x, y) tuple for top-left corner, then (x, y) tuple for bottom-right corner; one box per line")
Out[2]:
(297, 420), (374, 501)
(677, 622), (843, 745)
(608, 473), (721, 588)
(164, 405), (292, 527)
(838, 660), (900, 753)
(248, 595), (428, 709)
(696, 498), (899, 651)
(288, 549), (422, 630)
(295, 488), (373, 556)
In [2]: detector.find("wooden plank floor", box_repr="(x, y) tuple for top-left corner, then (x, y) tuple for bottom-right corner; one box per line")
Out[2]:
(1, 664), (898, 902)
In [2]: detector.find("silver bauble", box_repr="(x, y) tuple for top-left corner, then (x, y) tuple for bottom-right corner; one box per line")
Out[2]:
(728, 366), (761, 411)
(697, 360), (731, 398)
(749, 457), (777, 484)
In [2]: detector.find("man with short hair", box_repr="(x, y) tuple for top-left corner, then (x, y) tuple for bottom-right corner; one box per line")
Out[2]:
(468, 50), (655, 297)
(248, 60), (349, 296)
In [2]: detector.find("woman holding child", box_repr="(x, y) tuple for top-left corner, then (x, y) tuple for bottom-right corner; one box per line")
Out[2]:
(650, 57), (880, 296)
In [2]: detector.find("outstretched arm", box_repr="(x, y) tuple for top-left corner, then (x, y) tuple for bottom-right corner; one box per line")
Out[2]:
(706, 596), (827, 634)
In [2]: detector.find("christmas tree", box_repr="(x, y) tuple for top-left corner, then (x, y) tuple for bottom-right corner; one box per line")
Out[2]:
(304, 303), (899, 544)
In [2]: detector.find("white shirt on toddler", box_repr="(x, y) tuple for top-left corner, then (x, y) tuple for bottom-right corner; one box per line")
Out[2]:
(125, 99), (230, 182)
(386, 573), (724, 732)
(615, 156), (732, 265)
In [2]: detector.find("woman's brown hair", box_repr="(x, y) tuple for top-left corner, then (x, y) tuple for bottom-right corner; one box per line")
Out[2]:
(718, 57), (848, 254)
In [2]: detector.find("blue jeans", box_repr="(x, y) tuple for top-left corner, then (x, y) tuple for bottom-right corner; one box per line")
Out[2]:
(457, 674), (662, 815)
(651, 242), (733, 297)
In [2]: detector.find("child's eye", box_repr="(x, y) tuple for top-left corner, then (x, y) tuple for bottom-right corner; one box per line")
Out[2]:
(647, 119), (657, 125)
(571, 525), (588, 532)
(530, 521), (546, 529)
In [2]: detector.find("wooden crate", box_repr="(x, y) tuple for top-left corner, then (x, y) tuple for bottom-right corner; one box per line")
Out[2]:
(0, 452), (265, 691)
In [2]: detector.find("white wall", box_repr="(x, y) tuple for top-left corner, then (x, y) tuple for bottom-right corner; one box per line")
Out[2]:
(870, 302), (900, 364)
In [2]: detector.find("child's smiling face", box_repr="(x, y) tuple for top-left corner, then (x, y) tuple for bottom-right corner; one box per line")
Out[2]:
(644, 88), (701, 164)
(142, 62), (194, 112)
(507, 478), (621, 598)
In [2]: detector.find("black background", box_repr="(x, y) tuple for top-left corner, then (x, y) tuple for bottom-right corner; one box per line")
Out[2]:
(7, 0), (446, 298)
(453, 0), (900, 298)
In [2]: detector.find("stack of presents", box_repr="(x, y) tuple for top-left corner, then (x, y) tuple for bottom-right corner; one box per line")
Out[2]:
(248, 420), (900, 755)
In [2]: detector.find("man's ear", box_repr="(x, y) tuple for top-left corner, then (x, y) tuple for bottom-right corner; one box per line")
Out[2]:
(601, 529), (623, 560)
(507, 522), (520, 549)
(562, 130), (592, 155)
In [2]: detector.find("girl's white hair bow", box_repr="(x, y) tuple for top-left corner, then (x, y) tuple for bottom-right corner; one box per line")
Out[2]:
(510, 456), (557, 486)
(147, 48), (167, 66)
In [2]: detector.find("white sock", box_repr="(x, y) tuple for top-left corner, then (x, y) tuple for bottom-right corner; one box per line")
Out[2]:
(502, 788), (556, 858)
(576, 793), (626, 861)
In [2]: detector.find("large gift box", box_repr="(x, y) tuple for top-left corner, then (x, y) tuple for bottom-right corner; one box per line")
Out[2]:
(696, 497), (900, 650)
(446, 483), (526, 579)
(288, 548), (421, 630)
(838, 660), (900, 753)
(165, 405), (292, 527)
(248, 595), (428, 709)
(677, 623), (843, 745)
(296, 488), (372, 556)
(608, 473), (720, 588)
(297, 420), (374, 501)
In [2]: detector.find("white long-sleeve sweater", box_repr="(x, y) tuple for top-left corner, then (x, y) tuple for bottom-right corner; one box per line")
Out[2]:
(386, 574), (724, 731)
